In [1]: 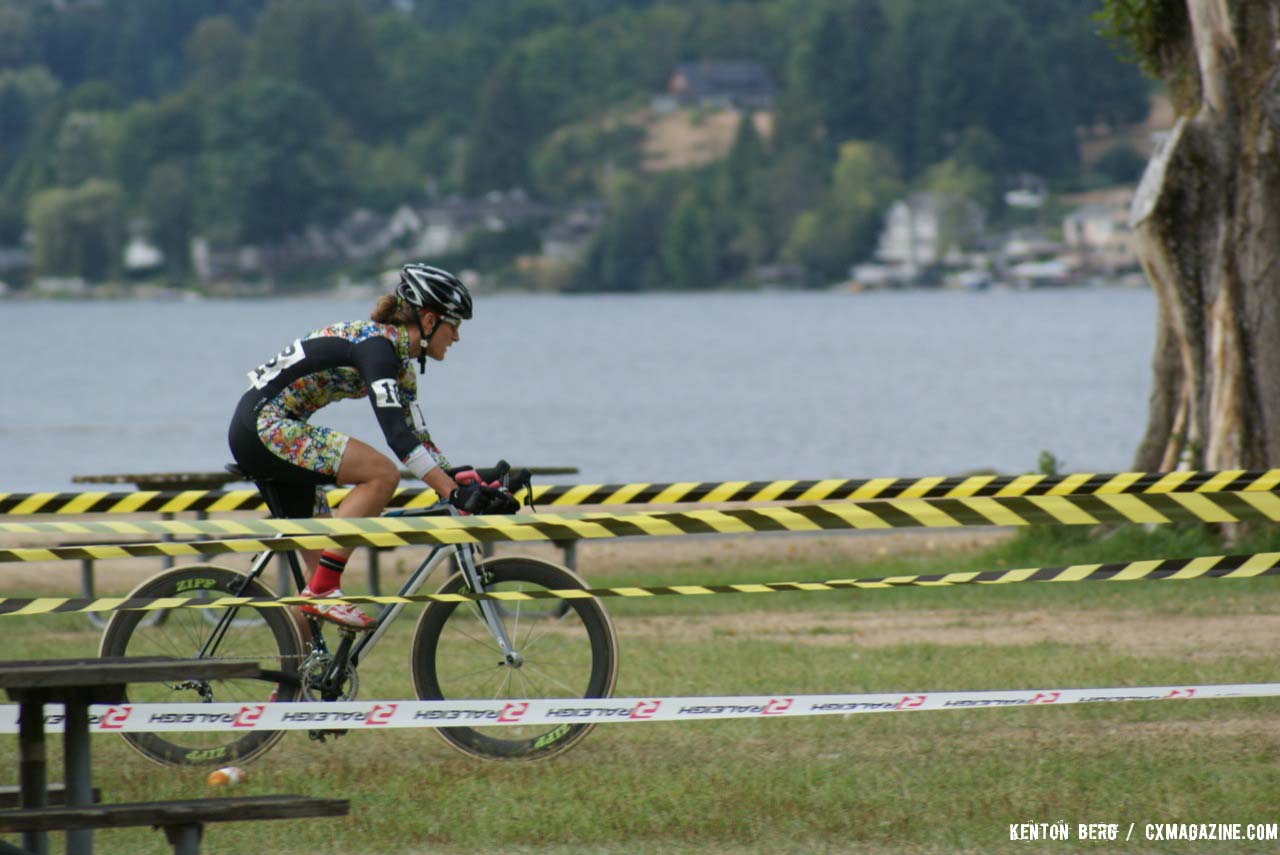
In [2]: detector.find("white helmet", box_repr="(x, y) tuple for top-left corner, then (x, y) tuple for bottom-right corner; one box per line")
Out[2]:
(397, 264), (473, 324)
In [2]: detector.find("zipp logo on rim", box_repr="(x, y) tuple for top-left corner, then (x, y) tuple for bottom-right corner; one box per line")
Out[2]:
(498, 702), (528, 723)
(233, 705), (265, 728)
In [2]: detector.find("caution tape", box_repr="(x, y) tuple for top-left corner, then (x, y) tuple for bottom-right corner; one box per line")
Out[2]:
(0, 551), (1275, 616)
(1, 683), (1275, 734)
(3, 492), (1280, 563)
(3, 469), (1280, 515)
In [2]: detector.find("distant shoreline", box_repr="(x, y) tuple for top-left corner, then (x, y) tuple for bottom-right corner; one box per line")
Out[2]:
(1, 277), (1150, 302)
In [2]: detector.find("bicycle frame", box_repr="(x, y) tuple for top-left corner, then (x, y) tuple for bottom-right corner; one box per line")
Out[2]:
(351, 540), (519, 668)
(200, 510), (519, 697)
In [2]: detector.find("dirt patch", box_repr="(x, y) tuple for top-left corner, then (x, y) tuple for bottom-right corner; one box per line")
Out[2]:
(617, 607), (1280, 658)
(642, 107), (773, 171)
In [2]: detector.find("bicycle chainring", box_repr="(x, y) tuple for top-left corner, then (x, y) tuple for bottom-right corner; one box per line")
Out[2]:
(300, 649), (359, 702)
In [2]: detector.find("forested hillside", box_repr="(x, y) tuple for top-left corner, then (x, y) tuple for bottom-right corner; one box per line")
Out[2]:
(0, 0), (1150, 291)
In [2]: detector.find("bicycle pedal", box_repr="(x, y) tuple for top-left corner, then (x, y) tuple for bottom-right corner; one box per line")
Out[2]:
(307, 729), (349, 743)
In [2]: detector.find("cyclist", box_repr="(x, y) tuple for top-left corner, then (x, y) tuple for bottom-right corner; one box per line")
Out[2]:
(228, 263), (517, 630)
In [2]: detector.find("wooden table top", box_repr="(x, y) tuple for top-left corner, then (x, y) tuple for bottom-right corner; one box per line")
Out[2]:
(0, 657), (262, 691)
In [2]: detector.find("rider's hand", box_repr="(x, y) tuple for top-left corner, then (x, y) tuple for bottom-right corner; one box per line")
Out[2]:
(446, 462), (505, 488)
(448, 483), (519, 515)
(450, 468), (485, 487)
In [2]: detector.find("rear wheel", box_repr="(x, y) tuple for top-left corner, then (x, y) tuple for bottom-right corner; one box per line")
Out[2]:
(98, 563), (304, 767)
(410, 556), (618, 760)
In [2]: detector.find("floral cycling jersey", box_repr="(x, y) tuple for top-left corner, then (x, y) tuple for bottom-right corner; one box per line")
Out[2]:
(237, 320), (448, 480)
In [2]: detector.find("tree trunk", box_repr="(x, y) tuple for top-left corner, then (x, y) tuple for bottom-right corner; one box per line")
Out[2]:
(1130, 0), (1280, 470)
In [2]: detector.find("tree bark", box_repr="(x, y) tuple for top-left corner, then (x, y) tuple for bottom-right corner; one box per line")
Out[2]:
(1130, 0), (1280, 470)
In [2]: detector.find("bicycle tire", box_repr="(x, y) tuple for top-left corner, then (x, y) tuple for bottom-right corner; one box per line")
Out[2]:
(98, 563), (305, 767)
(410, 556), (618, 760)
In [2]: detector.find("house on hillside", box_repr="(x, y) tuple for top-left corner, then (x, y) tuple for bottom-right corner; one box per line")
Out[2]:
(1062, 195), (1138, 275)
(410, 190), (552, 258)
(653, 61), (777, 112)
(852, 192), (986, 286)
(331, 205), (422, 260)
(0, 244), (30, 277)
(541, 202), (607, 263)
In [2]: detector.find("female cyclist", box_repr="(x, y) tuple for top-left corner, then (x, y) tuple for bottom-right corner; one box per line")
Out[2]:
(227, 263), (516, 630)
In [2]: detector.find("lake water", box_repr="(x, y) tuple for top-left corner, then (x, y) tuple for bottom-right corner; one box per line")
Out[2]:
(0, 288), (1157, 492)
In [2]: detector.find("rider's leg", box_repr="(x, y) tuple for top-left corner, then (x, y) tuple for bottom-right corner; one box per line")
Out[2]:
(299, 439), (398, 630)
(333, 437), (400, 521)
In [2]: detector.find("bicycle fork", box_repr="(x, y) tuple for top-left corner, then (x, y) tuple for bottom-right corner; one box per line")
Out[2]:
(454, 546), (523, 668)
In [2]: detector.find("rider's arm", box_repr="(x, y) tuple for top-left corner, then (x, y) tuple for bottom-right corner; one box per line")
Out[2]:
(352, 338), (455, 495)
(421, 465), (457, 502)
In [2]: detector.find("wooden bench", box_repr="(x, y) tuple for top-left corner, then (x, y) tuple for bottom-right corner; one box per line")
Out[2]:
(0, 786), (99, 810)
(0, 795), (349, 855)
(0, 657), (281, 855)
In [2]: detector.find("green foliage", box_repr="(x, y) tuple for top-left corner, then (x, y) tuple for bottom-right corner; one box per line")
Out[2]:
(1094, 143), (1148, 185)
(532, 119), (645, 203)
(245, 0), (386, 131)
(434, 221), (547, 275)
(1096, 0), (1189, 78)
(0, 0), (1153, 289)
(140, 163), (195, 275)
(53, 111), (117, 187)
(113, 93), (204, 194)
(199, 78), (351, 245)
(462, 54), (542, 195)
(573, 172), (674, 292)
(28, 178), (126, 280)
(782, 141), (902, 281)
(787, 0), (890, 151)
(0, 66), (60, 174)
(183, 16), (245, 92)
(1037, 449), (1064, 477)
(662, 186), (722, 289)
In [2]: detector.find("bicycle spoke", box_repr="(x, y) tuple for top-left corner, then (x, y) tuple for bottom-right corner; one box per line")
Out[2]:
(517, 662), (582, 696)
(437, 659), (507, 682)
(446, 621), (505, 654)
(490, 666), (515, 700)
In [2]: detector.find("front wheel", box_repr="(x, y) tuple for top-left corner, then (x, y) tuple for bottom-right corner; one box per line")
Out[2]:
(410, 556), (618, 761)
(98, 563), (305, 767)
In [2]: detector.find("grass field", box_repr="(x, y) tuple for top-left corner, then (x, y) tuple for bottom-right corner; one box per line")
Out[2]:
(3, 523), (1279, 854)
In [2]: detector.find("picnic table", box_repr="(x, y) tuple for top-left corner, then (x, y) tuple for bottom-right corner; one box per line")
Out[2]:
(0, 657), (348, 855)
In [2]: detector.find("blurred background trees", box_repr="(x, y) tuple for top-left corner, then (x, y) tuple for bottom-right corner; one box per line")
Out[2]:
(0, 0), (1151, 288)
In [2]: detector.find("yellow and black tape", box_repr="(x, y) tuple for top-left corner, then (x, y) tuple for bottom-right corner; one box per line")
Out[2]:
(4, 469), (1280, 515)
(2, 551), (1276, 616)
(3, 492), (1280, 563)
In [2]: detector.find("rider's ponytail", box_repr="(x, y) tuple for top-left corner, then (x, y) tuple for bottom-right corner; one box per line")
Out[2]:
(371, 294), (419, 326)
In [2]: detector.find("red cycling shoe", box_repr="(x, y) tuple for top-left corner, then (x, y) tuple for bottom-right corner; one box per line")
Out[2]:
(298, 587), (376, 631)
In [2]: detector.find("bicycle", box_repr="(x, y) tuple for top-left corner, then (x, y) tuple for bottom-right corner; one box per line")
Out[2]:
(98, 462), (619, 766)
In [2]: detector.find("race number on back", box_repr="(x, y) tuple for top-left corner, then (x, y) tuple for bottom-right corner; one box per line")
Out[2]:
(248, 339), (306, 389)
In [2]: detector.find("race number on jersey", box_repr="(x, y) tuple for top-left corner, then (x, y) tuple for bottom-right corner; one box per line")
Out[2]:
(248, 340), (306, 389)
(370, 378), (401, 408)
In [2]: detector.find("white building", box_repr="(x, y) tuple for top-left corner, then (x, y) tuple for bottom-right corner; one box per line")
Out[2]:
(855, 192), (986, 285)
(1062, 192), (1137, 274)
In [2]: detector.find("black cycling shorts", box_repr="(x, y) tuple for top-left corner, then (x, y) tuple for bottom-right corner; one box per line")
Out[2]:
(228, 393), (336, 519)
